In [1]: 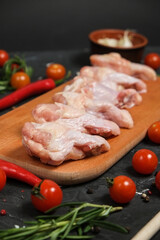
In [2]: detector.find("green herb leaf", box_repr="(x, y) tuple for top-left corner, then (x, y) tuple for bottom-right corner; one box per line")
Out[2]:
(0, 202), (127, 240)
(91, 219), (129, 233)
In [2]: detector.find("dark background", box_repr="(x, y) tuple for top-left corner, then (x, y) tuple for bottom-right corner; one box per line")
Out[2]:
(0, 0), (160, 51)
(1, 1), (160, 239)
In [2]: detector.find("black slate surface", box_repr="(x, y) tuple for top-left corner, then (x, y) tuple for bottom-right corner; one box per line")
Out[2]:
(0, 48), (160, 240)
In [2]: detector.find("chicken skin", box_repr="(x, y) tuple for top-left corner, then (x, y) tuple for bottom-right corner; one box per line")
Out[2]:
(32, 103), (120, 138)
(32, 102), (85, 123)
(52, 91), (134, 129)
(22, 121), (110, 166)
(90, 53), (157, 81)
(80, 66), (147, 93)
(64, 75), (142, 108)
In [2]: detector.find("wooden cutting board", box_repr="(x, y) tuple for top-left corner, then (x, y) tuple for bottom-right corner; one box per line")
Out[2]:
(0, 78), (160, 185)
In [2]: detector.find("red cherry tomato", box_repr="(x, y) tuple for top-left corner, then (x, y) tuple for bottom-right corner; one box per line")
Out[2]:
(0, 168), (7, 191)
(0, 209), (7, 216)
(144, 53), (160, 70)
(0, 50), (9, 67)
(155, 171), (160, 191)
(46, 63), (66, 80)
(10, 72), (31, 89)
(132, 149), (158, 174)
(148, 121), (160, 144)
(31, 179), (63, 212)
(108, 175), (136, 204)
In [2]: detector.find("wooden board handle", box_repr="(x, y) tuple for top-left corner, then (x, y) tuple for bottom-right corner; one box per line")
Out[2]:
(131, 211), (160, 240)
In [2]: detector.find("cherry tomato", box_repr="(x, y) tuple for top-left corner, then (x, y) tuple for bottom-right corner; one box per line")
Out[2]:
(10, 72), (31, 89)
(148, 121), (160, 144)
(108, 175), (136, 204)
(144, 53), (160, 70)
(0, 168), (6, 191)
(155, 171), (160, 191)
(46, 63), (66, 80)
(132, 149), (158, 174)
(31, 179), (63, 212)
(0, 209), (7, 216)
(0, 50), (9, 67)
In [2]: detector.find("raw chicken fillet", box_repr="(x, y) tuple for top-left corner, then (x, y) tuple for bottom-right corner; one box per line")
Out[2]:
(53, 91), (134, 128)
(22, 121), (110, 166)
(90, 53), (157, 81)
(32, 102), (85, 123)
(22, 52), (153, 166)
(32, 103), (120, 138)
(64, 75), (143, 108)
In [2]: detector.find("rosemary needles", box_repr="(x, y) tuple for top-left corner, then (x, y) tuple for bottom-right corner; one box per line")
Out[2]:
(0, 202), (128, 240)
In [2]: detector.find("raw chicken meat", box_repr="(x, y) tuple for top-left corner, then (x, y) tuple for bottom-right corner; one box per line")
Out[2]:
(32, 103), (120, 138)
(102, 72), (147, 93)
(90, 53), (132, 75)
(80, 66), (115, 79)
(64, 75), (97, 92)
(22, 121), (110, 166)
(32, 102), (85, 123)
(90, 53), (157, 81)
(64, 75), (142, 108)
(116, 88), (142, 108)
(22, 52), (150, 166)
(53, 91), (90, 110)
(80, 66), (147, 93)
(83, 82), (142, 109)
(52, 91), (134, 128)
(87, 102), (134, 129)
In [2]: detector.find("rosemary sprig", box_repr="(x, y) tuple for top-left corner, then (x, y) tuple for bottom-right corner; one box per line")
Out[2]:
(0, 202), (128, 240)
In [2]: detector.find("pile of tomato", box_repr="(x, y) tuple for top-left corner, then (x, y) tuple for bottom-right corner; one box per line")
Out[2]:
(9, 62), (66, 89)
(0, 49), (67, 91)
(108, 121), (160, 204)
(105, 52), (160, 204)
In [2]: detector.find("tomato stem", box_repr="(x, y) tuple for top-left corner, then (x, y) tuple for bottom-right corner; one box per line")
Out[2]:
(106, 177), (114, 188)
(31, 180), (46, 200)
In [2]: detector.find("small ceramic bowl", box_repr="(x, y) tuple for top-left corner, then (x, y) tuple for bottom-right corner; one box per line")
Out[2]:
(88, 29), (148, 63)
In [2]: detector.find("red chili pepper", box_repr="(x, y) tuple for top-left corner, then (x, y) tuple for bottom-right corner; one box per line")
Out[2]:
(0, 78), (56, 110)
(0, 159), (41, 186)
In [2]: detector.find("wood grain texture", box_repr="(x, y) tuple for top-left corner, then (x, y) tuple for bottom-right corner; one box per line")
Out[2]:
(0, 78), (160, 185)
